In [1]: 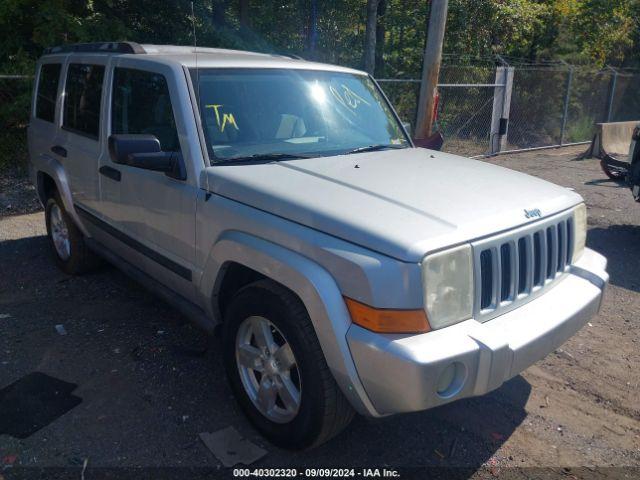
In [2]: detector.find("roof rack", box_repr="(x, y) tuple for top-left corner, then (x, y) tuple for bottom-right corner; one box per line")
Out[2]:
(44, 42), (146, 55)
(278, 52), (305, 60)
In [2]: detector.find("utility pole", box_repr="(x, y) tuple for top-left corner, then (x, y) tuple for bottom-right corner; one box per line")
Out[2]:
(363, 0), (381, 75)
(415, 0), (448, 139)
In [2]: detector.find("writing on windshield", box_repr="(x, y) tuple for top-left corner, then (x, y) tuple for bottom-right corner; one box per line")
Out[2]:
(192, 68), (409, 162)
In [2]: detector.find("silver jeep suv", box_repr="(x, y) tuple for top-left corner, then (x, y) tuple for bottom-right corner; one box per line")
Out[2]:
(28, 42), (608, 448)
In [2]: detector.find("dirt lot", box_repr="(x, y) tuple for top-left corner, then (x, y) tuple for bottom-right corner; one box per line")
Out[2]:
(0, 145), (639, 476)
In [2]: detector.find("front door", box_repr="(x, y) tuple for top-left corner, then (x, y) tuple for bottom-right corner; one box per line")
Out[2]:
(97, 62), (198, 301)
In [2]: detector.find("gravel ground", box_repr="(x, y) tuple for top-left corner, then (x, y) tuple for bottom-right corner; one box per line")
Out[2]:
(0, 145), (638, 477)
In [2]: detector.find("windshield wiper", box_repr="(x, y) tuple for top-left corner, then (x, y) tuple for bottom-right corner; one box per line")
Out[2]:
(341, 144), (407, 155)
(220, 152), (314, 163)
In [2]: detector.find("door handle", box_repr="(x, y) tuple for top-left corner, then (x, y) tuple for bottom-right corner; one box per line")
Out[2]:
(99, 165), (121, 182)
(51, 145), (67, 157)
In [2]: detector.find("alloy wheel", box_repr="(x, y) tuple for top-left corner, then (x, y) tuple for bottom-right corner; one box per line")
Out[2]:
(235, 316), (302, 423)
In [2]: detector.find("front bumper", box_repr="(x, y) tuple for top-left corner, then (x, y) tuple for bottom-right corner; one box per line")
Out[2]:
(346, 247), (608, 416)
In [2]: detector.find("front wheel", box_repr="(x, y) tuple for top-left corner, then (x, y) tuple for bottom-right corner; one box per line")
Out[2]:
(222, 280), (354, 449)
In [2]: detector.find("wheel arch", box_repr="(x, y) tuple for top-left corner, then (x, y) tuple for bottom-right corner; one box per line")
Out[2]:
(213, 261), (266, 320)
(201, 230), (380, 417)
(36, 170), (57, 205)
(33, 154), (89, 236)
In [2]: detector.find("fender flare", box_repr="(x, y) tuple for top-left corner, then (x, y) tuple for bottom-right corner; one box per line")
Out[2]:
(33, 154), (90, 237)
(200, 230), (381, 417)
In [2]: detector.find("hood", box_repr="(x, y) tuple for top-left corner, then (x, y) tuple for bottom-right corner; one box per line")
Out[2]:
(206, 148), (582, 262)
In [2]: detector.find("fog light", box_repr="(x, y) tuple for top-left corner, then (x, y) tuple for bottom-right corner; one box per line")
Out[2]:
(436, 362), (466, 398)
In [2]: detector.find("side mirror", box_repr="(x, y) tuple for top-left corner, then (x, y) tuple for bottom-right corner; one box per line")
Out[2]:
(108, 134), (186, 180)
(413, 131), (444, 151)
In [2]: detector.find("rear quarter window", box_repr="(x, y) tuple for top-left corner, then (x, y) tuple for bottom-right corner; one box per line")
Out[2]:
(35, 63), (62, 122)
(63, 63), (105, 139)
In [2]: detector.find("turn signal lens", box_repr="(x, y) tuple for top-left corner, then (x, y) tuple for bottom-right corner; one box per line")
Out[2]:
(344, 298), (431, 334)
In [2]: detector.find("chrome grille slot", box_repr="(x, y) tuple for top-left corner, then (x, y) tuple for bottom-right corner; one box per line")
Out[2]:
(472, 210), (574, 322)
(546, 226), (556, 280)
(517, 237), (528, 295)
(533, 232), (543, 286)
(480, 249), (493, 310)
(557, 221), (566, 271)
(500, 243), (511, 302)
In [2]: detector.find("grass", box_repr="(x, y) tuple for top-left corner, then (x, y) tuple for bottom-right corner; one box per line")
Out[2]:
(565, 116), (595, 143)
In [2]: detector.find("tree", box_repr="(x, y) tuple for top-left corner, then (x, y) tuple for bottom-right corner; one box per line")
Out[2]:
(239, 0), (250, 29)
(375, 0), (387, 77)
(363, 0), (380, 74)
(570, 0), (637, 66)
(212, 0), (229, 28)
(307, 0), (318, 59)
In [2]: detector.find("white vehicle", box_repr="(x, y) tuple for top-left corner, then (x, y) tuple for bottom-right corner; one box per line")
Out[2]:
(28, 42), (608, 448)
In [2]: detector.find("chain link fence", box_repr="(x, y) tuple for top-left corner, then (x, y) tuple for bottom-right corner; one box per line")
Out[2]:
(436, 65), (497, 156)
(506, 67), (566, 149)
(379, 64), (640, 157)
(378, 66), (497, 156)
(609, 70), (640, 124)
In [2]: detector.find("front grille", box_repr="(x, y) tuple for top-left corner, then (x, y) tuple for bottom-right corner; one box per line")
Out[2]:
(473, 211), (574, 321)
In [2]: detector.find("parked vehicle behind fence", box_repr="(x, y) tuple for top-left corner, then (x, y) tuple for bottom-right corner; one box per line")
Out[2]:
(28, 42), (608, 449)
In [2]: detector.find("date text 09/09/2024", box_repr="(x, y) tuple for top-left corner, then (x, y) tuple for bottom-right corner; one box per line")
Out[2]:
(233, 468), (401, 478)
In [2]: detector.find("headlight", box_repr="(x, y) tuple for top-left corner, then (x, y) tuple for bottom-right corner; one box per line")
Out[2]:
(422, 244), (474, 329)
(572, 203), (587, 263)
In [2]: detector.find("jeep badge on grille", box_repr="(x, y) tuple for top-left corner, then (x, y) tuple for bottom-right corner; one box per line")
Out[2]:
(524, 208), (542, 219)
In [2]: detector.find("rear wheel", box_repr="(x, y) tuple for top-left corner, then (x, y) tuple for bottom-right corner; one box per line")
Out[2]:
(222, 280), (354, 449)
(45, 193), (100, 275)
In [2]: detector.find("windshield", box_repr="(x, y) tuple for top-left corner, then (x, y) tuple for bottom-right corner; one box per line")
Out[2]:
(190, 68), (410, 163)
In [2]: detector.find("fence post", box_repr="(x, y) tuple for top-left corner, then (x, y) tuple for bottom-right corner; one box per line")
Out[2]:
(490, 66), (514, 154)
(560, 66), (573, 145)
(606, 66), (618, 122)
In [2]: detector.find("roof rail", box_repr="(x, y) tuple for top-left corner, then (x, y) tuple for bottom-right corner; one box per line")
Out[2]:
(278, 52), (305, 60)
(44, 42), (146, 55)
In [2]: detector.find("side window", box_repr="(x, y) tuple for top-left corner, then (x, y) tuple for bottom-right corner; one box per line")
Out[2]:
(63, 63), (105, 139)
(35, 63), (62, 122)
(112, 68), (180, 152)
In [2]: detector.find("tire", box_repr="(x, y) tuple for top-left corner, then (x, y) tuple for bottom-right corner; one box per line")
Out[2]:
(45, 193), (100, 275)
(628, 146), (640, 202)
(222, 280), (354, 449)
(600, 158), (627, 181)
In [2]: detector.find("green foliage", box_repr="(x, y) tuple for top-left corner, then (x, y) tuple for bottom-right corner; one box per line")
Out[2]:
(445, 0), (551, 59)
(570, 0), (637, 66)
(1, 0), (639, 78)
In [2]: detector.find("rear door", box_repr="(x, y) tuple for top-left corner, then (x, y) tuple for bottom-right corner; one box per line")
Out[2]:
(97, 60), (199, 301)
(28, 59), (65, 169)
(58, 56), (109, 213)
